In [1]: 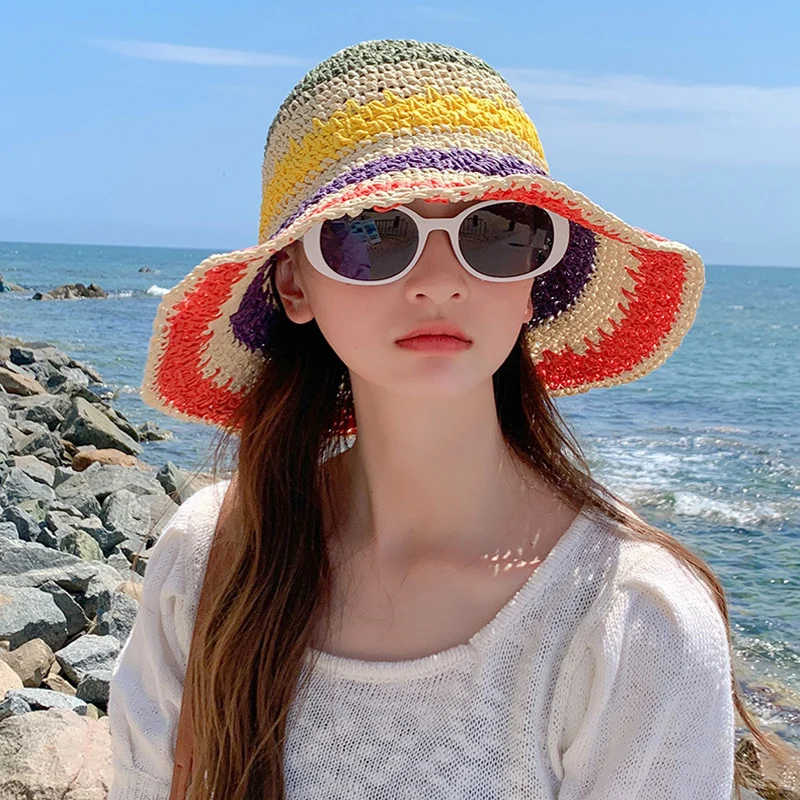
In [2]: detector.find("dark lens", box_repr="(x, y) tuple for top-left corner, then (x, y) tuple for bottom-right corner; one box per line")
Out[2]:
(459, 202), (555, 277)
(319, 209), (418, 281)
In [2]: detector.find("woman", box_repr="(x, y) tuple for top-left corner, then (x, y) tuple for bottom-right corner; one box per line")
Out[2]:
(107, 38), (791, 800)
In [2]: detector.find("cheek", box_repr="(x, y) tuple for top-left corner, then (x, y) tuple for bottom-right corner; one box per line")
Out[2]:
(307, 282), (389, 364)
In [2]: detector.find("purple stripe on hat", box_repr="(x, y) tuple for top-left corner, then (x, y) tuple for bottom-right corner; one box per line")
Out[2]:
(274, 147), (549, 235)
(530, 221), (598, 327)
(230, 254), (282, 353)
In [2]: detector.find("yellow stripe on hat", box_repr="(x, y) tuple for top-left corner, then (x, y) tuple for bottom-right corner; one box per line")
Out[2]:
(258, 86), (547, 238)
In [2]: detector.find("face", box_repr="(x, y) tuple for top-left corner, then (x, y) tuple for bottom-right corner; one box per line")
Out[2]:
(273, 197), (535, 398)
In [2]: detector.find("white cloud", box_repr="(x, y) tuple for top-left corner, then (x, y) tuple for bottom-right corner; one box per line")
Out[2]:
(90, 39), (307, 67)
(500, 68), (800, 165)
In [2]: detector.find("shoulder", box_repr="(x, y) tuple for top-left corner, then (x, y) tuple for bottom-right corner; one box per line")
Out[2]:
(141, 477), (232, 611)
(585, 516), (731, 678)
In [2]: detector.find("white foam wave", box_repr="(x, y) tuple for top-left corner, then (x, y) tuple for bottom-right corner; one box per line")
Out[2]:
(146, 284), (170, 296)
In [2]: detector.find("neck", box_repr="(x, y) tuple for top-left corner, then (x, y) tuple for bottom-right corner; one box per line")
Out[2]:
(324, 374), (553, 564)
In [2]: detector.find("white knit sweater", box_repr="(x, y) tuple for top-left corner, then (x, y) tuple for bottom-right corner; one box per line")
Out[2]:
(107, 480), (736, 799)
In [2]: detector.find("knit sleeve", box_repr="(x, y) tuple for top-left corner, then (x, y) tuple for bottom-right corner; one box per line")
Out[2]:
(555, 560), (736, 800)
(106, 500), (196, 800)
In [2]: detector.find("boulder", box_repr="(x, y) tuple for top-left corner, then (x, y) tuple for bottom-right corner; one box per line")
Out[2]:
(0, 506), (40, 541)
(76, 670), (112, 706)
(0, 659), (23, 696)
(37, 582), (90, 643)
(32, 282), (108, 300)
(59, 529), (105, 562)
(72, 447), (146, 471)
(94, 591), (139, 643)
(1, 688), (89, 715)
(0, 522), (19, 540)
(0, 638), (56, 687)
(156, 461), (216, 504)
(102, 489), (151, 541)
(1, 467), (55, 505)
(0, 708), (112, 796)
(0, 586), (70, 651)
(0, 536), (123, 620)
(61, 397), (142, 456)
(54, 634), (121, 686)
(81, 462), (164, 501)
(0, 366), (46, 396)
(10, 454), (55, 486)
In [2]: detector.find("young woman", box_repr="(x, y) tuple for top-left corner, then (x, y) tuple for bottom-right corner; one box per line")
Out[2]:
(107, 38), (792, 800)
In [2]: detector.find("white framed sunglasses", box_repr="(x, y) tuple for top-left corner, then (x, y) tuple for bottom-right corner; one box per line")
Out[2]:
(300, 199), (570, 286)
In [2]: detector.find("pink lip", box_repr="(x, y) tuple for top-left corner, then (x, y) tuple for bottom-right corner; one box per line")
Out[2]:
(396, 335), (472, 353)
(396, 322), (471, 342)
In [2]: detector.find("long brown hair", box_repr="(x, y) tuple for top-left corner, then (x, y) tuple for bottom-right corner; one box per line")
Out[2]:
(161, 258), (796, 800)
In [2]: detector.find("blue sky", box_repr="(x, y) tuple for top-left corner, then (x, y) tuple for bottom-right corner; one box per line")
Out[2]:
(2, 1), (799, 266)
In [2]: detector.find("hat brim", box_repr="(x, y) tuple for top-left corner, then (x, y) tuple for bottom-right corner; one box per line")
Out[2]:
(141, 172), (703, 428)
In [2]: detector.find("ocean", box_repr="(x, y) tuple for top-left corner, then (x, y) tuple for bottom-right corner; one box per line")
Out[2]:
(1, 240), (798, 745)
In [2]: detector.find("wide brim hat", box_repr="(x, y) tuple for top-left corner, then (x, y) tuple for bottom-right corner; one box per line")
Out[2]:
(141, 39), (704, 429)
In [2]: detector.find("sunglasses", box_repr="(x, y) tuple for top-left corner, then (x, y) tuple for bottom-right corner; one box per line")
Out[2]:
(300, 199), (570, 285)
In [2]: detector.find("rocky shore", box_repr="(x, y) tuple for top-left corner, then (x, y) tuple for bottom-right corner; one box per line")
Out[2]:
(0, 333), (224, 797)
(0, 334), (795, 798)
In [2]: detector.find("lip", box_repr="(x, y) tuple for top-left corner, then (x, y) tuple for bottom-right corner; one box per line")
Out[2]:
(396, 321), (471, 343)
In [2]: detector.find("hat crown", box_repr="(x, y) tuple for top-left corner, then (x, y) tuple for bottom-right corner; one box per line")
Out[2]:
(257, 39), (549, 243)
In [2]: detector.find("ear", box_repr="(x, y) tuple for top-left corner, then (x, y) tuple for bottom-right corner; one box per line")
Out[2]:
(273, 243), (315, 324)
(523, 293), (534, 324)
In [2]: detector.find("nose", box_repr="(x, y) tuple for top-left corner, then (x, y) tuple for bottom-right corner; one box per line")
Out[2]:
(402, 229), (469, 306)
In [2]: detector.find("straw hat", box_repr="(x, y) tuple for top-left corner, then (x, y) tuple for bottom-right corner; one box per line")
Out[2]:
(141, 39), (704, 428)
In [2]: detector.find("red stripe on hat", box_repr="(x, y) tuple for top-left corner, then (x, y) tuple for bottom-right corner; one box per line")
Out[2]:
(155, 259), (252, 426)
(534, 247), (688, 390)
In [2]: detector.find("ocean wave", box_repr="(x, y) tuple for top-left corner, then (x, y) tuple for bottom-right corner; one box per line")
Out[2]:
(146, 284), (170, 296)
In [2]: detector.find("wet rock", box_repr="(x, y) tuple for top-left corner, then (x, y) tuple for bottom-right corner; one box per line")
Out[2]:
(32, 282), (108, 300)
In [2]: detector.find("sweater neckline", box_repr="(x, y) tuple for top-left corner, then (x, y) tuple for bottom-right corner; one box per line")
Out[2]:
(305, 502), (597, 682)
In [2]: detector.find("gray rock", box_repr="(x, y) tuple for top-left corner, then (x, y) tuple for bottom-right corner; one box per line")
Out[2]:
(0, 693), (32, 720)
(0, 586), (69, 650)
(81, 462), (164, 501)
(68, 357), (103, 383)
(15, 498), (46, 523)
(10, 454), (56, 486)
(94, 591), (139, 643)
(55, 633), (121, 685)
(23, 401), (64, 430)
(45, 509), (82, 532)
(29, 444), (64, 467)
(102, 489), (151, 540)
(59, 529), (105, 562)
(62, 396), (142, 456)
(2, 687), (89, 715)
(11, 391), (71, 417)
(0, 506), (40, 541)
(0, 521), (19, 540)
(138, 492), (180, 539)
(0, 536), (123, 619)
(38, 580), (88, 640)
(16, 427), (63, 459)
(59, 365), (90, 386)
(138, 420), (173, 441)
(9, 346), (37, 366)
(76, 669), (112, 705)
(2, 467), (55, 505)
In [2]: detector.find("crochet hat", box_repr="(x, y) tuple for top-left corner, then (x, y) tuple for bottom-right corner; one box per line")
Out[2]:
(141, 39), (704, 429)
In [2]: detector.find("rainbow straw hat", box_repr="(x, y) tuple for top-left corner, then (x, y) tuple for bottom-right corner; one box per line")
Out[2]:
(141, 39), (704, 428)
